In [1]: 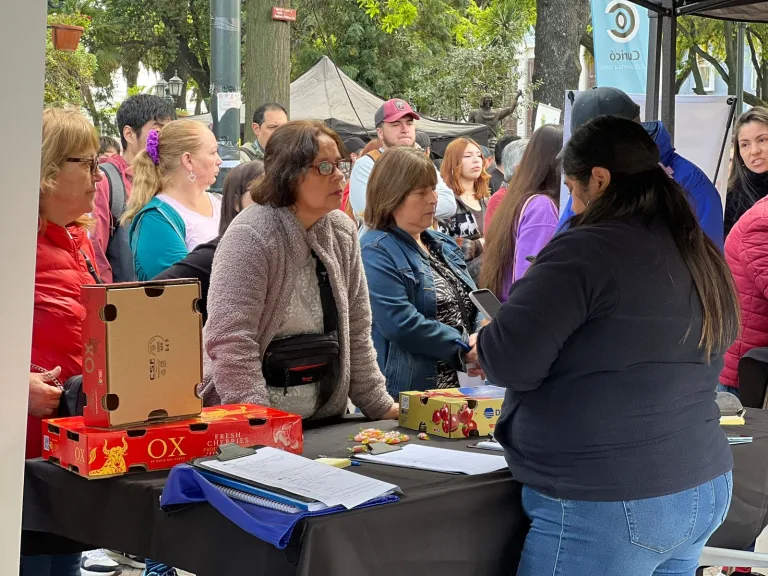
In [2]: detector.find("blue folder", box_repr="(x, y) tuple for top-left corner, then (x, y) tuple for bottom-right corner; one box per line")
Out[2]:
(160, 464), (400, 549)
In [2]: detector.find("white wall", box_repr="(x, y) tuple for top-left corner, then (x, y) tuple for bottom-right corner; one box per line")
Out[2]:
(0, 0), (47, 568)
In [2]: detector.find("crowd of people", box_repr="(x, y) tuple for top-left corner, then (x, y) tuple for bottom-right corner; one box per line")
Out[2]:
(24, 85), (768, 576)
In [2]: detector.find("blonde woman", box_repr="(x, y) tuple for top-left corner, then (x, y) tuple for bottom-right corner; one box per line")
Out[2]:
(121, 119), (222, 280)
(24, 108), (109, 576)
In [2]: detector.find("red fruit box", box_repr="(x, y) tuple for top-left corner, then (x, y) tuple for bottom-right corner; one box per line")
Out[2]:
(398, 386), (505, 439)
(42, 404), (302, 479)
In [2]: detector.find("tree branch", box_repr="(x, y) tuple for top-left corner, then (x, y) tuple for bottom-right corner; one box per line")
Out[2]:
(688, 43), (730, 86)
(688, 49), (706, 95)
(580, 31), (593, 58)
(746, 28), (764, 88)
(676, 64), (692, 94)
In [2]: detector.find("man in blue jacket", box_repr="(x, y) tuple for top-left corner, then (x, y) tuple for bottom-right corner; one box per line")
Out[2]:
(559, 87), (724, 250)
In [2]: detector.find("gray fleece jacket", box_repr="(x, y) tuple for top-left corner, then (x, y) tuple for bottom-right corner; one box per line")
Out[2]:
(200, 204), (394, 420)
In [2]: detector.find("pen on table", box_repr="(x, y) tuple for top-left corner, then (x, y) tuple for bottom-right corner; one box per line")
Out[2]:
(454, 339), (471, 353)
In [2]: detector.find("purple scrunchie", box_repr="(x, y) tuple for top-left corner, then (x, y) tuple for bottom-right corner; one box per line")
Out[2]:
(146, 130), (160, 165)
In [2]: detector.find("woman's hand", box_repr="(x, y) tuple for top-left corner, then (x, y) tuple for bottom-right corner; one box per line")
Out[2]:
(464, 334), (485, 379)
(28, 367), (62, 418)
(465, 333), (480, 364)
(383, 402), (400, 420)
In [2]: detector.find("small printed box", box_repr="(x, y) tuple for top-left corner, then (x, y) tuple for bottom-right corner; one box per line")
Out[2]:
(398, 386), (505, 439)
(42, 404), (303, 479)
(81, 279), (203, 428)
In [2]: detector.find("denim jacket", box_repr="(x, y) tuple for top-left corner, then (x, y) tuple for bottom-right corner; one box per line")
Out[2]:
(360, 227), (479, 397)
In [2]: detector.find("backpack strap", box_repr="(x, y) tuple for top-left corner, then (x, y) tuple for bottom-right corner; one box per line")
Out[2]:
(99, 162), (126, 235)
(239, 145), (257, 161)
(312, 252), (338, 334)
(365, 149), (383, 163)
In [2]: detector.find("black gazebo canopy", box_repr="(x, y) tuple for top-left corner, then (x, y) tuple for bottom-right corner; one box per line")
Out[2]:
(627, 0), (768, 142)
(632, 0), (768, 22)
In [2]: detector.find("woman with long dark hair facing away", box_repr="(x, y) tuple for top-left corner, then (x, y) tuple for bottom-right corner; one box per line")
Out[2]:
(480, 125), (562, 302)
(475, 116), (739, 575)
(724, 107), (768, 237)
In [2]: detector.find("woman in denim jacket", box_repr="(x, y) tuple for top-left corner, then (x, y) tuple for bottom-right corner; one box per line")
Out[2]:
(361, 147), (483, 398)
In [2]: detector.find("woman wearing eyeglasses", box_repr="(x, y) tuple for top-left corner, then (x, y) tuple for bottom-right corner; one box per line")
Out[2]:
(120, 119), (223, 280)
(23, 108), (104, 576)
(201, 121), (398, 421)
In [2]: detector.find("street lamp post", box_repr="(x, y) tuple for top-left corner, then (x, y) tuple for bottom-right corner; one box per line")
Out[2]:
(154, 71), (184, 107)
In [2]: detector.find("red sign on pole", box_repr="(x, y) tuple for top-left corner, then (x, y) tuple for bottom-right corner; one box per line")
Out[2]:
(271, 7), (297, 22)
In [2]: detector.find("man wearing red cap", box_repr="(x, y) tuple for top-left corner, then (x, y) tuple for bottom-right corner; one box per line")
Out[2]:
(349, 98), (456, 235)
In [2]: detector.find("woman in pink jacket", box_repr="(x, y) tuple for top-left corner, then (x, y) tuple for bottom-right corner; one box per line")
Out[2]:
(720, 109), (768, 396)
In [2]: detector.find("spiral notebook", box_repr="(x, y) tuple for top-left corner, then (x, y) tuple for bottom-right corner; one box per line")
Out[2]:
(216, 485), (304, 514)
(197, 469), (328, 513)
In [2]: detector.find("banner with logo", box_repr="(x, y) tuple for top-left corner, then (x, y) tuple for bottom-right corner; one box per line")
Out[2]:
(591, 0), (650, 94)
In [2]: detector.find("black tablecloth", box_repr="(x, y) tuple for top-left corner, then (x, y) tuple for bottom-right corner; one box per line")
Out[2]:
(707, 408), (768, 549)
(23, 417), (528, 576)
(24, 410), (768, 573)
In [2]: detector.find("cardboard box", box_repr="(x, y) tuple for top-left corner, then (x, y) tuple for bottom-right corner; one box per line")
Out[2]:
(82, 279), (203, 428)
(398, 386), (505, 439)
(42, 404), (303, 479)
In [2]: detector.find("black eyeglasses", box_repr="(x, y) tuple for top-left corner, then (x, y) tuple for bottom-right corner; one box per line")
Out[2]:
(310, 160), (353, 176)
(67, 157), (100, 175)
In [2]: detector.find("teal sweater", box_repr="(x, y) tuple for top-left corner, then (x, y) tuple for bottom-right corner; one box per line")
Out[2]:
(128, 197), (188, 281)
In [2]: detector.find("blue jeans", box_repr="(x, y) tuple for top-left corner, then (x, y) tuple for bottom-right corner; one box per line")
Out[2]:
(716, 383), (740, 398)
(518, 472), (733, 576)
(20, 554), (80, 576)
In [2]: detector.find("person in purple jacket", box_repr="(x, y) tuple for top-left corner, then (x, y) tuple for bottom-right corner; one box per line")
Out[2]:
(480, 125), (564, 301)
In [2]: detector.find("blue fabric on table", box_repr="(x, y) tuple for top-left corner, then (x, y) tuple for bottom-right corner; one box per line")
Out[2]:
(160, 464), (399, 549)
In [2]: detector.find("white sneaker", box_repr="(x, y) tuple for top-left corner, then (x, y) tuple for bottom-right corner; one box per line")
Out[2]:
(104, 550), (146, 569)
(81, 549), (123, 576)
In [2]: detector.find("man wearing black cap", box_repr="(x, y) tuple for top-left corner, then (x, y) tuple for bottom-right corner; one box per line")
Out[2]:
(559, 87), (724, 250)
(349, 98), (456, 236)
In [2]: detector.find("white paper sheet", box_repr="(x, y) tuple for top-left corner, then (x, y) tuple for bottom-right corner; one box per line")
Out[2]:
(198, 447), (399, 510)
(354, 444), (507, 475)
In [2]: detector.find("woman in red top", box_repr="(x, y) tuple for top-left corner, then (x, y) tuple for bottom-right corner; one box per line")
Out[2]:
(27, 108), (103, 460)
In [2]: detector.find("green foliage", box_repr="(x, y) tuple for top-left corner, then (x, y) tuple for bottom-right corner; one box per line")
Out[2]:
(292, 0), (415, 97)
(292, 0), (532, 120)
(45, 12), (97, 108)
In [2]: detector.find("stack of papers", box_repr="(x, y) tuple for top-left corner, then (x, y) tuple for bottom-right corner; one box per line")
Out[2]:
(354, 444), (507, 475)
(197, 447), (400, 510)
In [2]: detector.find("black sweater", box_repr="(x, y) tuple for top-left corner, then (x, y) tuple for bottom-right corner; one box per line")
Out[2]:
(478, 217), (732, 501)
(153, 237), (219, 324)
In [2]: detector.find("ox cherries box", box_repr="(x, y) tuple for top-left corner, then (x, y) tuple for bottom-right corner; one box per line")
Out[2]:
(82, 279), (203, 428)
(398, 386), (505, 439)
(42, 405), (303, 479)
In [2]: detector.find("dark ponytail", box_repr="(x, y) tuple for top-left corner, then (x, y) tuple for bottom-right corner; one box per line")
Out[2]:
(563, 116), (739, 358)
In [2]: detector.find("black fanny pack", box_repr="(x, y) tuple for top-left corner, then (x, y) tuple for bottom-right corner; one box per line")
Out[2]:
(262, 253), (339, 391)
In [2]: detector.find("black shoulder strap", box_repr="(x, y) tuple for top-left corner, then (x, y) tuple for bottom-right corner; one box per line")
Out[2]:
(99, 162), (126, 235)
(312, 251), (338, 334)
(80, 249), (104, 284)
(240, 145), (257, 160)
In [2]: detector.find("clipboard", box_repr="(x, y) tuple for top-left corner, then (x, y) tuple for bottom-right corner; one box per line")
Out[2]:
(191, 443), (319, 505)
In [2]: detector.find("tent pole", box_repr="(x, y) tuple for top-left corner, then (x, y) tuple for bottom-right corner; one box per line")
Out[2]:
(645, 11), (662, 121)
(715, 97), (738, 183)
(660, 0), (677, 143)
(735, 21), (746, 125)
